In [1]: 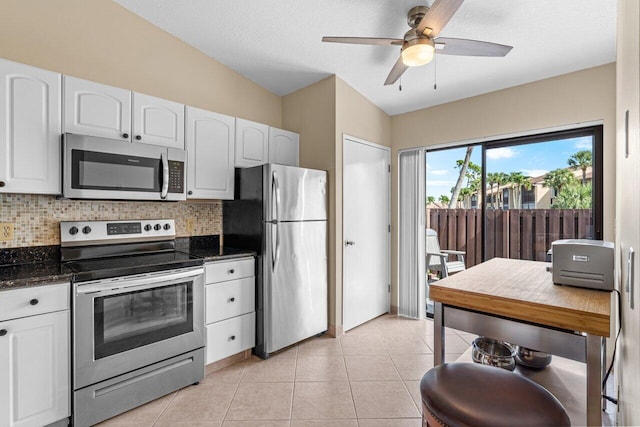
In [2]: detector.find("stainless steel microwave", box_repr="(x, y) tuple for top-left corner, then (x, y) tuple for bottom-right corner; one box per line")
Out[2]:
(62, 133), (186, 201)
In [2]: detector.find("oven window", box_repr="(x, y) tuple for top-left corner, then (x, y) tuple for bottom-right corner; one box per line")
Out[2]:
(72, 149), (161, 192)
(93, 281), (193, 359)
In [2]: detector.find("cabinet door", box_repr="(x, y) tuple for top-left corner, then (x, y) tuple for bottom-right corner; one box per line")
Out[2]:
(0, 310), (70, 427)
(269, 127), (299, 166)
(133, 92), (185, 149)
(0, 59), (61, 194)
(63, 76), (131, 141)
(186, 106), (235, 199)
(235, 118), (269, 167)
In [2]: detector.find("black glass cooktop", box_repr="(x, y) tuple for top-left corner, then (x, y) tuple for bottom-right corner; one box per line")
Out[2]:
(65, 251), (203, 282)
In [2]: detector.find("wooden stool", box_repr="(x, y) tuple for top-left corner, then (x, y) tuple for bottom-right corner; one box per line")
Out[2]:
(420, 363), (571, 427)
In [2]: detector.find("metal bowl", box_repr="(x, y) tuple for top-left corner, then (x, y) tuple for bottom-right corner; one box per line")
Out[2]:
(471, 337), (516, 371)
(515, 346), (553, 369)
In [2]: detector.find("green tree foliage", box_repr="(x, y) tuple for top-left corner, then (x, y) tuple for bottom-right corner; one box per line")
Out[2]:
(552, 182), (592, 209)
(427, 196), (435, 206)
(438, 194), (450, 204)
(542, 168), (576, 193)
(567, 150), (592, 185)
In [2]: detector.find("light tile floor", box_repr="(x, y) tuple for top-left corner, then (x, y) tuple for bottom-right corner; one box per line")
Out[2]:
(96, 314), (471, 427)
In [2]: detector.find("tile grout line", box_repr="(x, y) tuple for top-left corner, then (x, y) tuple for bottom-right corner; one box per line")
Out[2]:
(220, 362), (246, 423)
(150, 390), (178, 426)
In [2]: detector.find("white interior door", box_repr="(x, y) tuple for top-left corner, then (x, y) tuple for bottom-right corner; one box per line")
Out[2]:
(343, 136), (390, 331)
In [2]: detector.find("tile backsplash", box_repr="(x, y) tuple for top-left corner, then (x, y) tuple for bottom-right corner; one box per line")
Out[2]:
(0, 194), (221, 248)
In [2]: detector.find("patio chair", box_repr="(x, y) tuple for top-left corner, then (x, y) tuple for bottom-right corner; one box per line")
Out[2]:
(426, 228), (466, 279)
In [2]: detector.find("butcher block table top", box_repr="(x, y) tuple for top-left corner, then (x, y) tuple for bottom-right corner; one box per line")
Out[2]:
(429, 257), (611, 337)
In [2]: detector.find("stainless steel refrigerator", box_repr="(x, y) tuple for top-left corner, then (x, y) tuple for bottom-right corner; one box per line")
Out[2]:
(223, 164), (328, 358)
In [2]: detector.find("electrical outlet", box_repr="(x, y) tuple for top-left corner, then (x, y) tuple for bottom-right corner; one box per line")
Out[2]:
(186, 217), (196, 234)
(0, 223), (14, 241)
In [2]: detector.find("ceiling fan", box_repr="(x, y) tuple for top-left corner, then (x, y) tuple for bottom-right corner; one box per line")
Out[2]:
(322, 0), (513, 86)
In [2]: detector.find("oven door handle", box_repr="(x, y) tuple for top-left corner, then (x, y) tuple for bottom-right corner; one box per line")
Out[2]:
(76, 268), (204, 295)
(160, 151), (169, 200)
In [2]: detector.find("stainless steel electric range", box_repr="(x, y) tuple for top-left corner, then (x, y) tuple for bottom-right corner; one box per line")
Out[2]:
(61, 219), (205, 427)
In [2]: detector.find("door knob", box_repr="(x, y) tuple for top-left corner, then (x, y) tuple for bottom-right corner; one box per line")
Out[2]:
(345, 240), (356, 246)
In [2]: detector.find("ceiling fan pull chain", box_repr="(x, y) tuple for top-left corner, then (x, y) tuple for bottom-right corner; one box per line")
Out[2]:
(434, 53), (438, 90)
(399, 76), (402, 92)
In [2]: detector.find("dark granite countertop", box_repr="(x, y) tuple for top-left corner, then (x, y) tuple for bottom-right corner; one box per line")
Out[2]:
(1, 235), (256, 291)
(0, 262), (74, 289)
(177, 235), (256, 262)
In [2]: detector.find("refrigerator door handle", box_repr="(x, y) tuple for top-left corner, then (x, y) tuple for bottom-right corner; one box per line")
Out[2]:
(272, 171), (281, 272)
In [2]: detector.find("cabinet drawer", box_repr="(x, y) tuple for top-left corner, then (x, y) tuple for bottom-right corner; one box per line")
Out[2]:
(205, 257), (254, 283)
(205, 277), (255, 324)
(0, 282), (69, 322)
(205, 312), (255, 364)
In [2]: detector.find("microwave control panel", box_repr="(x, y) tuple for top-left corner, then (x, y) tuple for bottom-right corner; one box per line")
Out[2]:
(168, 161), (184, 194)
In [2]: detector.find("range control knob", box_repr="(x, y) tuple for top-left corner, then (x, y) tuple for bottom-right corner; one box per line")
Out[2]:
(163, 223), (171, 230)
(154, 224), (161, 231)
(82, 226), (92, 234)
(69, 226), (79, 235)
(144, 224), (152, 232)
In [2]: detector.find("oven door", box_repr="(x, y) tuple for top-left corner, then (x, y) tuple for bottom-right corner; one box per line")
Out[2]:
(74, 267), (204, 389)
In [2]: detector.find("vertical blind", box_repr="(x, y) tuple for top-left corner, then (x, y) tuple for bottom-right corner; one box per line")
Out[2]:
(398, 149), (426, 319)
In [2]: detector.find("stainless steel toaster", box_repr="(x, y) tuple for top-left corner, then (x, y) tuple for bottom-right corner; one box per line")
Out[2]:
(551, 239), (614, 291)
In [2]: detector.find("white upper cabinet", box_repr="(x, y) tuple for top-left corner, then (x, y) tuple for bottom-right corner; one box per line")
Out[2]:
(64, 77), (185, 149)
(186, 106), (235, 200)
(268, 127), (299, 166)
(0, 59), (61, 194)
(63, 76), (131, 142)
(132, 92), (184, 149)
(235, 118), (269, 168)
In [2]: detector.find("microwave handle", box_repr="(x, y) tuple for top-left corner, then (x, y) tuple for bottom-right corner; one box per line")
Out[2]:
(161, 152), (169, 199)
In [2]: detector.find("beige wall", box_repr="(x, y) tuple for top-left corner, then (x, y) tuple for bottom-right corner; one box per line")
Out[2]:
(0, 0), (281, 127)
(391, 63), (616, 310)
(615, 0), (640, 424)
(283, 76), (391, 334)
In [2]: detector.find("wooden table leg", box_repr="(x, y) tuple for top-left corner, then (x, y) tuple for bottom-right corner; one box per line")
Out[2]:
(434, 302), (444, 366)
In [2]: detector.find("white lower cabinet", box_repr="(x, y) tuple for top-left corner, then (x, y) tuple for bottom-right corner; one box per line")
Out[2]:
(206, 312), (256, 364)
(0, 283), (70, 427)
(204, 257), (255, 365)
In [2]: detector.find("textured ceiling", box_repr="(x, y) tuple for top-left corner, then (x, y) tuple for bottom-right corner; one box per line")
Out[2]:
(114, 0), (617, 116)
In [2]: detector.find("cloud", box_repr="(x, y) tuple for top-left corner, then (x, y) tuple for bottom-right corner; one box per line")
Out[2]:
(430, 169), (449, 176)
(426, 180), (455, 187)
(487, 147), (517, 160)
(574, 140), (592, 150)
(521, 169), (548, 178)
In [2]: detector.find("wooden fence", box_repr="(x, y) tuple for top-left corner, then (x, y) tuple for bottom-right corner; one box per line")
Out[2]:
(427, 208), (593, 268)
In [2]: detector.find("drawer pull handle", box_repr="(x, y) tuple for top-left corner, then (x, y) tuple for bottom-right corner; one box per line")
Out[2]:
(29, 298), (39, 306)
(229, 269), (235, 274)
(229, 297), (235, 302)
(230, 335), (236, 341)
(0, 329), (7, 337)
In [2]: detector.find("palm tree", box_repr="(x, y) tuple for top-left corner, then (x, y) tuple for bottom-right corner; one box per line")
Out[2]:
(496, 172), (509, 208)
(448, 146), (474, 209)
(542, 168), (577, 202)
(438, 194), (450, 205)
(509, 172), (532, 208)
(427, 196), (436, 206)
(486, 172), (499, 208)
(567, 150), (592, 185)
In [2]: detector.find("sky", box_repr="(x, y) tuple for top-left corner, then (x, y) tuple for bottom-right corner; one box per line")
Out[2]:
(425, 136), (592, 200)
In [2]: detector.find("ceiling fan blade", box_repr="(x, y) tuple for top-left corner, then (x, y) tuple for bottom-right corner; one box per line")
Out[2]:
(322, 36), (404, 46)
(384, 56), (409, 86)
(416, 0), (464, 38)
(435, 37), (513, 57)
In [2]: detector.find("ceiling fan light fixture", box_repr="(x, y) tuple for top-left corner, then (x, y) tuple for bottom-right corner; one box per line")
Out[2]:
(401, 38), (435, 67)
